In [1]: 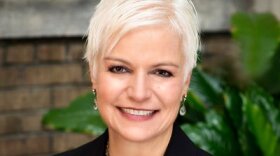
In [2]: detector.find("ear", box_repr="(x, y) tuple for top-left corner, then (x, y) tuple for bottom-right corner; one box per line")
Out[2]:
(89, 65), (97, 90)
(183, 71), (192, 95)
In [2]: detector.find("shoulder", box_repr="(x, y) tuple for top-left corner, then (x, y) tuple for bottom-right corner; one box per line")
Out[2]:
(53, 130), (108, 156)
(165, 125), (212, 156)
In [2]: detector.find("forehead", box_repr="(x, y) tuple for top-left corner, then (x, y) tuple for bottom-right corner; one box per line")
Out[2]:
(106, 25), (184, 63)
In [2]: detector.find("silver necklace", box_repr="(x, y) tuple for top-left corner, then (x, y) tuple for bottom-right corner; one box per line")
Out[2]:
(105, 140), (109, 156)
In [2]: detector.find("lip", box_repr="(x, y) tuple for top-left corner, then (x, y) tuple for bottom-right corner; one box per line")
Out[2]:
(117, 107), (159, 121)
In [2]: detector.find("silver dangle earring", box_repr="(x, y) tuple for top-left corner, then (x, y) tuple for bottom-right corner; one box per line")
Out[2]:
(92, 89), (98, 111)
(179, 95), (187, 116)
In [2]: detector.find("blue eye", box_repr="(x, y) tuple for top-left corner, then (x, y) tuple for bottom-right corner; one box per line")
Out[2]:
(108, 66), (130, 73)
(154, 69), (173, 77)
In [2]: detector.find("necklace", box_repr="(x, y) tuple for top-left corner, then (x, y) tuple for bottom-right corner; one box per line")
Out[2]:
(105, 140), (109, 156)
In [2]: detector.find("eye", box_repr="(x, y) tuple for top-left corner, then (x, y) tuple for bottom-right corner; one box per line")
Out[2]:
(153, 69), (173, 78)
(108, 65), (130, 73)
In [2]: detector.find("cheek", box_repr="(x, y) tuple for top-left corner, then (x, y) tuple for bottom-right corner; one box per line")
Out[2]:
(154, 78), (184, 107)
(95, 72), (127, 103)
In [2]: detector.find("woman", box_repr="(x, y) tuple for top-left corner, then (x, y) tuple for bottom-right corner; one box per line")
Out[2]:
(56, 0), (211, 155)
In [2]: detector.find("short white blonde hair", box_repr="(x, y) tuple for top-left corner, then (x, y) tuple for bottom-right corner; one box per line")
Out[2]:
(85, 0), (200, 77)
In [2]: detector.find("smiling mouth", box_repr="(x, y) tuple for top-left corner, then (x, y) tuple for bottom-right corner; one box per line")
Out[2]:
(118, 107), (158, 117)
(122, 108), (154, 116)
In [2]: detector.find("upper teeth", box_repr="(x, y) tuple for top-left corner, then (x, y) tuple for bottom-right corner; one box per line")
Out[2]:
(122, 108), (154, 116)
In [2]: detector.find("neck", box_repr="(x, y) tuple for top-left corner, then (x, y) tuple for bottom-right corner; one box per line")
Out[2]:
(108, 127), (173, 156)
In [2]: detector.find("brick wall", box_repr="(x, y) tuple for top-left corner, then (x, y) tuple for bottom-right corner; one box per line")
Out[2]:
(0, 34), (236, 155)
(0, 38), (94, 156)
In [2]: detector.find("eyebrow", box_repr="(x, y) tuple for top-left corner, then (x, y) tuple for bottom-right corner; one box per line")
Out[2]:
(104, 56), (179, 68)
(104, 57), (132, 66)
(152, 63), (179, 68)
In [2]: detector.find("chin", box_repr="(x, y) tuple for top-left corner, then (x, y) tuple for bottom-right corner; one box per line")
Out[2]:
(110, 122), (173, 143)
(118, 126), (160, 142)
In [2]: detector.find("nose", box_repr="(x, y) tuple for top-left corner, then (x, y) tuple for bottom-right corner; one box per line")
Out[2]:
(127, 71), (151, 102)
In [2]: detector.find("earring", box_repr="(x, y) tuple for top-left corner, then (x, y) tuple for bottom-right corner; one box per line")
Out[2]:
(180, 95), (187, 116)
(92, 89), (98, 111)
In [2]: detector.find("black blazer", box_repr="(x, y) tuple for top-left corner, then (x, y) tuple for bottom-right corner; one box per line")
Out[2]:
(55, 125), (211, 156)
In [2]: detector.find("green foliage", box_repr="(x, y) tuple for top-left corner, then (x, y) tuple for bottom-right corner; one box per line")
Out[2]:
(42, 92), (106, 135)
(231, 12), (280, 79)
(242, 94), (280, 156)
(180, 12), (280, 156)
(190, 68), (223, 107)
(182, 69), (280, 156)
(259, 45), (280, 94)
(182, 110), (242, 156)
(183, 68), (224, 123)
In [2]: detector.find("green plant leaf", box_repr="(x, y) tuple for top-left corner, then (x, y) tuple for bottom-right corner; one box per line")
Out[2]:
(244, 86), (280, 138)
(181, 111), (241, 156)
(179, 91), (207, 123)
(224, 87), (243, 129)
(231, 12), (280, 78)
(42, 92), (106, 135)
(186, 91), (207, 113)
(238, 127), (263, 156)
(242, 95), (280, 156)
(189, 68), (223, 107)
(259, 44), (280, 94)
(223, 87), (262, 156)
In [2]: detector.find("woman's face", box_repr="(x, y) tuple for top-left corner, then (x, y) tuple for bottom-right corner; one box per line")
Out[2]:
(91, 25), (191, 143)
